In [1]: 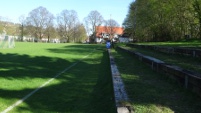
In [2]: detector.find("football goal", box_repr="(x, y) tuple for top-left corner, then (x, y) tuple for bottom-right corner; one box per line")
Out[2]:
(0, 35), (15, 48)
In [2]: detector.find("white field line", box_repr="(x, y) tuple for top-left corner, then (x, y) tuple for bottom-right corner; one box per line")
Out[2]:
(1, 49), (96, 113)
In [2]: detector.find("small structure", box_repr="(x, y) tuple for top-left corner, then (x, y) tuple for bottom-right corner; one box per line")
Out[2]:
(119, 33), (131, 43)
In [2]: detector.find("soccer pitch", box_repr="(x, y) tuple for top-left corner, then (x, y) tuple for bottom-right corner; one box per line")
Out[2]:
(0, 42), (115, 113)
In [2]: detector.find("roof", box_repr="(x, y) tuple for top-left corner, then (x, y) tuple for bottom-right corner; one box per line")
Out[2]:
(96, 26), (124, 38)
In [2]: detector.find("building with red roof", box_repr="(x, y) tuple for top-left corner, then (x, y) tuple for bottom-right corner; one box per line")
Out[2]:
(95, 26), (124, 43)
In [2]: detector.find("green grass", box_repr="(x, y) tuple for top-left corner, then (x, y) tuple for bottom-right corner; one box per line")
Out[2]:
(111, 48), (201, 113)
(117, 42), (201, 74)
(136, 40), (201, 48)
(120, 45), (201, 74)
(0, 42), (116, 113)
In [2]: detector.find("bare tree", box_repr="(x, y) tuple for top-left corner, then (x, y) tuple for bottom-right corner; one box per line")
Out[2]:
(83, 17), (90, 36)
(24, 16), (38, 42)
(84, 10), (104, 43)
(104, 19), (120, 39)
(19, 15), (26, 41)
(83, 17), (91, 42)
(26, 6), (54, 41)
(45, 13), (55, 42)
(57, 10), (79, 43)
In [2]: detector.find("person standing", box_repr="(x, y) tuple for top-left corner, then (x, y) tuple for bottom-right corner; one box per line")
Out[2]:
(106, 40), (111, 50)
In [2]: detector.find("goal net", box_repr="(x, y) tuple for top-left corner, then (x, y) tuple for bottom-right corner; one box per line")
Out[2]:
(0, 35), (15, 48)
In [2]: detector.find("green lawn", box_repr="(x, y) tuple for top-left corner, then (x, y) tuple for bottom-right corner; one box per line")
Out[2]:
(121, 46), (201, 74)
(119, 41), (201, 74)
(111, 47), (201, 113)
(136, 39), (201, 48)
(0, 42), (116, 113)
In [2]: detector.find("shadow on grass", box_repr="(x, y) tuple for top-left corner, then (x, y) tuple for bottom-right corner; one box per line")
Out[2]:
(47, 44), (101, 55)
(0, 45), (116, 113)
(113, 48), (201, 113)
(0, 53), (71, 79)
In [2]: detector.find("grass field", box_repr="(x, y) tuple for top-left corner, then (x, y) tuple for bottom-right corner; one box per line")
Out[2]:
(2, 41), (201, 113)
(123, 41), (201, 74)
(0, 42), (116, 113)
(121, 46), (201, 74)
(136, 39), (201, 48)
(111, 46), (201, 113)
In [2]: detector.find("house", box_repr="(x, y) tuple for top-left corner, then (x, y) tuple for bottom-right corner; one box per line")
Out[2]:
(95, 26), (124, 43)
(119, 33), (132, 43)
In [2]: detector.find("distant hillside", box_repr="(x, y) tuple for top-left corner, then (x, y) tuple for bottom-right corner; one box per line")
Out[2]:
(0, 21), (20, 36)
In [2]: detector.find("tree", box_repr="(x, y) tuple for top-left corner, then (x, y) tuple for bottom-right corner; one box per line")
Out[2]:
(0, 17), (9, 35)
(57, 10), (79, 43)
(45, 13), (55, 42)
(83, 17), (92, 43)
(84, 10), (104, 43)
(193, 0), (201, 39)
(74, 24), (87, 42)
(123, 1), (137, 42)
(19, 15), (26, 41)
(124, 0), (195, 42)
(26, 6), (54, 41)
(83, 17), (91, 37)
(24, 16), (38, 42)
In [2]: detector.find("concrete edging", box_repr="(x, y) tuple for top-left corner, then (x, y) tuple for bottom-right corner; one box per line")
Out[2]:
(127, 44), (201, 57)
(108, 49), (134, 113)
(118, 46), (201, 97)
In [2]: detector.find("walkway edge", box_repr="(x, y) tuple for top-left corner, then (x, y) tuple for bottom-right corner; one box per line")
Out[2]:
(108, 49), (134, 113)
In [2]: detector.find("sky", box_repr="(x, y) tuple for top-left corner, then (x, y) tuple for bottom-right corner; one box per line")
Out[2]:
(0, 0), (134, 26)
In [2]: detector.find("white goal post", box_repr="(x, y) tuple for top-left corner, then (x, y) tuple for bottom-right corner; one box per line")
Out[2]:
(0, 35), (15, 48)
